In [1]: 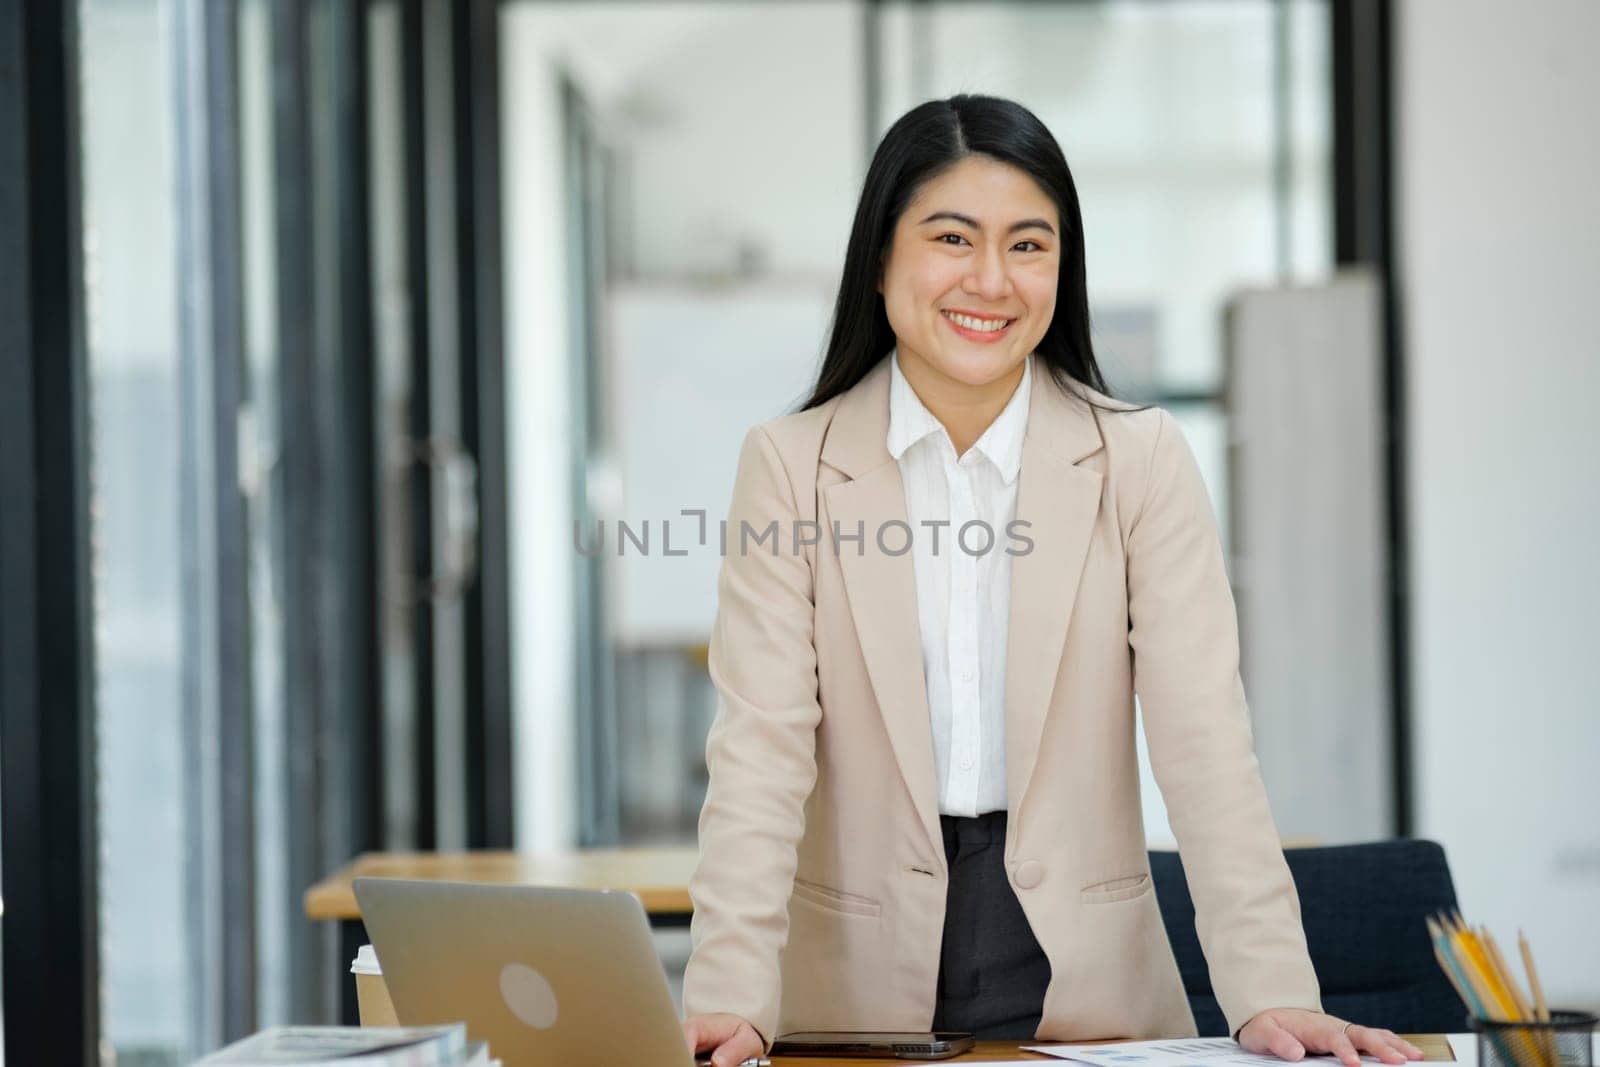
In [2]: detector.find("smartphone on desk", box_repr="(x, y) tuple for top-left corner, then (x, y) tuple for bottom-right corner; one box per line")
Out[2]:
(769, 1031), (976, 1059)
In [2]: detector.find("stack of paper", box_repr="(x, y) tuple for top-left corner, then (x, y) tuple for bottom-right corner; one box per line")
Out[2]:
(1023, 1037), (1395, 1066)
(194, 1024), (497, 1066)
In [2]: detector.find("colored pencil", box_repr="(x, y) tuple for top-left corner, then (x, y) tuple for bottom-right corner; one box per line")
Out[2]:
(1426, 912), (1551, 1067)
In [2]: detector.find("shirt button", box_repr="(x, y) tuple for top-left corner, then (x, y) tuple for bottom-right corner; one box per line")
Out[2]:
(959, 755), (974, 771)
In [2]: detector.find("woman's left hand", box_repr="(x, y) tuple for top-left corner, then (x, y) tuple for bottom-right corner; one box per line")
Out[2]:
(1237, 1008), (1426, 1066)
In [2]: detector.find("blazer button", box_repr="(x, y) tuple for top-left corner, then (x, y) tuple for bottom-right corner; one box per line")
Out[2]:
(1014, 860), (1044, 890)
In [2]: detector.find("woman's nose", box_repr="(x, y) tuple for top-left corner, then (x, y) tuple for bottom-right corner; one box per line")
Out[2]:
(963, 251), (1011, 300)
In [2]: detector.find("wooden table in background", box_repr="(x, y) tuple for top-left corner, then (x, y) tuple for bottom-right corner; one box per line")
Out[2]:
(305, 846), (698, 1023)
(304, 846), (698, 921)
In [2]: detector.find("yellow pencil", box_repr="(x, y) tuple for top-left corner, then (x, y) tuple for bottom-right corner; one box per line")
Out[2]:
(1458, 922), (1519, 1019)
(1428, 916), (1528, 1067)
(1481, 927), (1532, 1018)
(1445, 918), (1540, 1067)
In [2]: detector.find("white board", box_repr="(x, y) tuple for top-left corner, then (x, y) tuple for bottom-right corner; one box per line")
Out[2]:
(606, 280), (834, 644)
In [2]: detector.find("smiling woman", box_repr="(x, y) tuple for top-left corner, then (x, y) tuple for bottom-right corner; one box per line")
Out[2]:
(679, 94), (1424, 1067)
(802, 96), (1112, 430)
(877, 155), (1064, 453)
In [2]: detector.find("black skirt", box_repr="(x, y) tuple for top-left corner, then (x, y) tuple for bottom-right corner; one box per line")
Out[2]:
(930, 810), (1052, 1039)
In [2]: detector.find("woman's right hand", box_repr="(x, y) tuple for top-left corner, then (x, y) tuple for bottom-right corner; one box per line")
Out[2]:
(682, 1012), (764, 1067)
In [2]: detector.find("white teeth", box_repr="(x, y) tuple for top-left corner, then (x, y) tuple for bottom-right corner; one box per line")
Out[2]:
(943, 310), (1011, 332)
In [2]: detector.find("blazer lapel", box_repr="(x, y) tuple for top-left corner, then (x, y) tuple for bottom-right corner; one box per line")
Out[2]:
(820, 357), (945, 867)
(1004, 364), (1106, 817)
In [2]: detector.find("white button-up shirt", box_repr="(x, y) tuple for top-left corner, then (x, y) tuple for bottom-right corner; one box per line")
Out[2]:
(886, 347), (1031, 816)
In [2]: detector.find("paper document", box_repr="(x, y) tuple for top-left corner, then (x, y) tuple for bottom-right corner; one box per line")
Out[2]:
(194, 1023), (469, 1065)
(1022, 1037), (1397, 1067)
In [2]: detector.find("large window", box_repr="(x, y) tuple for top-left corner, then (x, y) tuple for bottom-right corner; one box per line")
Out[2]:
(78, 0), (191, 1059)
(66, 0), (508, 1057)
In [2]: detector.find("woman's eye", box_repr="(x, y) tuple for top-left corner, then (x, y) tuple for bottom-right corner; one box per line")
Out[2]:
(937, 233), (1043, 252)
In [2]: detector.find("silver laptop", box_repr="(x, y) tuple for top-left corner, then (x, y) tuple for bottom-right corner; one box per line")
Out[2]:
(352, 877), (695, 1067)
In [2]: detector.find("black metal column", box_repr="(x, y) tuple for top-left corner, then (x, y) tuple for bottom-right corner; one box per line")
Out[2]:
(271, 0), (335, 1024)
(328, 0), (384, 874)
(400, 0), (439, 850)
(1333, 0), (1410, 836)
(0, 1), (99, 1063)
(453, 0), (514, 850)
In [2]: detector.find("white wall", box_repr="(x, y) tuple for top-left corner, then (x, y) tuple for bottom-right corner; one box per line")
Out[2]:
(618, 2), (864, 279)
(608, 281), (832, 645)
(494, 1), (863, 281)
(1399, 0), (1600, 1008)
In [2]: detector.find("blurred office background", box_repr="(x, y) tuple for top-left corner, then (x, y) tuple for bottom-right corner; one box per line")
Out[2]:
(2, 0), (1596, 1063)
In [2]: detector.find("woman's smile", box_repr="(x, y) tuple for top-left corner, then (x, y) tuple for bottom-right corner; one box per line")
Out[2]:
(941, 308), (1016, 343)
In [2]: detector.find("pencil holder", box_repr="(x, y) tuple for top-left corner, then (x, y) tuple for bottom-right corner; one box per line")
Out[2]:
(1471, 1010), (1597, 1067)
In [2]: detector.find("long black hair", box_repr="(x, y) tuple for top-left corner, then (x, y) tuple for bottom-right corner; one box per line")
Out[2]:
(799, 93), (1131, 414)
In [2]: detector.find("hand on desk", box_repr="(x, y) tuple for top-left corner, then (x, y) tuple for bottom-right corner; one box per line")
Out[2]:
(1237, 1008), (1426, 1066)
(683, 1011), (763, 1067)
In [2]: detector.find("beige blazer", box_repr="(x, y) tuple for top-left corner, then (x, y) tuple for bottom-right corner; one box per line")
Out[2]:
(682, 352), (1322, 1051)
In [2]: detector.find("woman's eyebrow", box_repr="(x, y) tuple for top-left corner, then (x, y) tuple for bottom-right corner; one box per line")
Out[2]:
(917, 210), (1056, 236)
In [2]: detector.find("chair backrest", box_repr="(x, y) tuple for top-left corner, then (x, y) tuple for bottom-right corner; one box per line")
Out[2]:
(1148, 839), (1466, 1036)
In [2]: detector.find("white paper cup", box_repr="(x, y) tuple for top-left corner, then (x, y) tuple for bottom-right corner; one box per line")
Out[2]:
(349, 944), (398, 1027)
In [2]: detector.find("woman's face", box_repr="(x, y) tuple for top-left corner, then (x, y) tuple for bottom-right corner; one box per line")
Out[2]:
(878, 154), (1061, 392)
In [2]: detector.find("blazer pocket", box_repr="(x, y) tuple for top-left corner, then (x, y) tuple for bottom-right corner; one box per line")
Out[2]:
(1080, 872), (1153, 903)
(791, 876), (882, 918)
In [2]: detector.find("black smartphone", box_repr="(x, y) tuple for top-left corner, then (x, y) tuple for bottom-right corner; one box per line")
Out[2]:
(769, 1031), (977, 1059)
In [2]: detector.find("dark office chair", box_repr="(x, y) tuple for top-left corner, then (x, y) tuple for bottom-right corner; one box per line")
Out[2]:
(1149, 839), (1466, 1037)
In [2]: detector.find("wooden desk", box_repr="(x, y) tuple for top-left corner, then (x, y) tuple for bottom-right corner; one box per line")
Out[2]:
(306, 846), (698, 1023)
(304, 846), (698, 921)
(767, 1034), (1455, 1065)
(306, 852), (1456, 1065)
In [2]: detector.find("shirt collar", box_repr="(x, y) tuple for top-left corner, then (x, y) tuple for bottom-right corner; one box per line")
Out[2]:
(886, 347), (1032, 485)
(886, 348), (947, 459)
